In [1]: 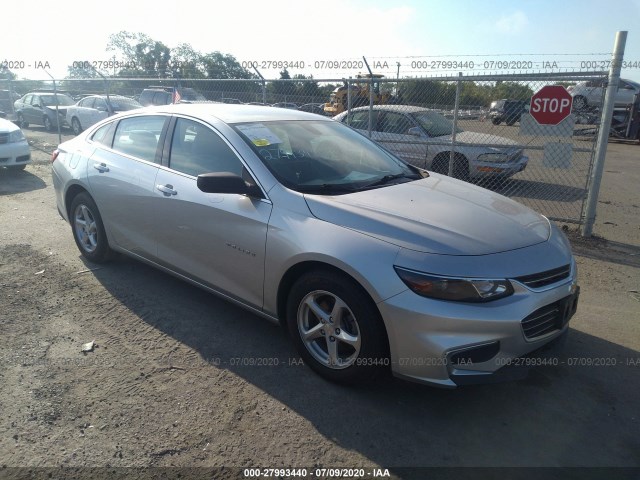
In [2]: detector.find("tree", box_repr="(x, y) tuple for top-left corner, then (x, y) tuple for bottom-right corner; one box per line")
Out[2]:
(106, 31), (171, 77)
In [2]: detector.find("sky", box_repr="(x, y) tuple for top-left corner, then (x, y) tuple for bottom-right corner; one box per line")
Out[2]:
(2, 0), (639, 82)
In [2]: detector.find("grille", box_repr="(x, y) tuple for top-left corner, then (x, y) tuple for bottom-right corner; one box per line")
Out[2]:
(514, 264), (571, 289)
(521, 293), (578, 340)
(0, 133), (8, 145)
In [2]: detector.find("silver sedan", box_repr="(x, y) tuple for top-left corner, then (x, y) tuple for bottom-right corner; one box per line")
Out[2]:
(52, 104), (579, 387)
(333, 105), (528, 181)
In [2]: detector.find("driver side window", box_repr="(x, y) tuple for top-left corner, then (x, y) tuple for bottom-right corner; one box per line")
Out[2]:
(169, 118), (243, 177)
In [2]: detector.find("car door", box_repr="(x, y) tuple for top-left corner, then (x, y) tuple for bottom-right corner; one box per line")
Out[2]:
(74, 97), (94, 128)
(153, 116), (272, 309)
(87, 115), (167, 259)
(17, 94), (32, 122)
(25, 95), (41, 124)
(616, 80), (637, 106)
(373, 112), (428, 167)
(91, 97), (110, 125)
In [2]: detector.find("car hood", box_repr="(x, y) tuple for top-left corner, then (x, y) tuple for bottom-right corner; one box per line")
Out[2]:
(304, 177), (550, 255)
(436, 131), (519, 147)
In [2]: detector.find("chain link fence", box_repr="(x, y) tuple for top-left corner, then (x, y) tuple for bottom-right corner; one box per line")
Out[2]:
(1, 71), (610, 225)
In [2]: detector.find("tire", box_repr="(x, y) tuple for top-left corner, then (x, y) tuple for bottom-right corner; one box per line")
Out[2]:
(430, 153), (469, 180)
(71, 117), (83, 135)
(430, 153), (449, 175)
(17, 113), (28, 128)
(43, 115), (53, 132)
(573, 95), (587, 111)
(491, 118), (501, 125)
(69, 192), (113, 263)
(286, 270), (389, 384)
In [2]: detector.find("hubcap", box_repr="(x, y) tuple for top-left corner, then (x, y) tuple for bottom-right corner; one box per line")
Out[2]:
(297, 290), (361, 369)
(74, 204), (98, 253)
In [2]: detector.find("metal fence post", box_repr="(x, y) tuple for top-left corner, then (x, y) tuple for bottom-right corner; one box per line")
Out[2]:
(43, 70), (62, 145)
(448, 72), (462, 177)
(362, 56), (374, 138)
(581, 31), (627, 237)
(346, 78), (352, 125)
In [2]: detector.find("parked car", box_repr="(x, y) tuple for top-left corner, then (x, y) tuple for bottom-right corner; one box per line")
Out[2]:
(0, 89), (20, 120)
(489, 99), (528, 125)
(52, 104), (578, 387)
(271, 102), (299, 109)
(66, 95), (142, 135)
(334, 105), (528, 181)
(14, 92), (75, 131)
(221, 98), (243, 104)
(0, 117), (31, 170)
(568, 79), (640, 110)
(298, 103), (326, 115)
(138, 86), (207, 106)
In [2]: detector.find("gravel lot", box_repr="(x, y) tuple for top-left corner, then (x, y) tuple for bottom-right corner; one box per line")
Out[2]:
(0, 126), (639, 478)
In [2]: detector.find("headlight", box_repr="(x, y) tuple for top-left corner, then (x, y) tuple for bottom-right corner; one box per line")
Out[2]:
(394, 267), (514, 302)
(477, 152), (509, 163)
(8, 130), (25, 143)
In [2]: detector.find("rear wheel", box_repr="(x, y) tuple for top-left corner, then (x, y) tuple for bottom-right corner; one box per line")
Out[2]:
(287, 270), (389, 384)
(491, 118), (501, 125)
(69, 193), (113, 263)
(71, 117), (83, 135)
(17, 113), (28, 128)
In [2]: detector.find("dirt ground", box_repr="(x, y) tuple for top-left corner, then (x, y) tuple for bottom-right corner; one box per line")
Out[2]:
(0, 128), (639, 478)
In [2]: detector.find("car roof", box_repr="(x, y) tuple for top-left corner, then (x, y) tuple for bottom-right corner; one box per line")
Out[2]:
(144, 103), (332, 123)
(346, 105), (431, 114)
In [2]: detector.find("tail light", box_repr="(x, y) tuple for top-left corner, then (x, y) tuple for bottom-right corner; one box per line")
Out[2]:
(51, 149), (59, 163)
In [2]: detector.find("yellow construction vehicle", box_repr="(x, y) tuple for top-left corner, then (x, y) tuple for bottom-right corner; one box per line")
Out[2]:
(323, 74), (394, 116)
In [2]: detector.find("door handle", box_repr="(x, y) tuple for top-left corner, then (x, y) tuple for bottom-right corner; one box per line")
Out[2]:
(93, 162), (109, 173)
(156, 184), (178, 196)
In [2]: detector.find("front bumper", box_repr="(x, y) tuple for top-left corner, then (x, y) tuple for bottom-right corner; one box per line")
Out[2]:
(0, 140), (31, 166)
(379, 265), (578, 388)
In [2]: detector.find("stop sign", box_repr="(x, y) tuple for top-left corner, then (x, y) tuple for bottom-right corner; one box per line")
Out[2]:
(529, 86), (573, 125)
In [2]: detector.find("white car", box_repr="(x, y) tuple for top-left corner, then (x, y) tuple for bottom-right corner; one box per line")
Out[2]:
(568, 79), (640, 111)
(334, 105), (528, 181)
(66, 95), (142, 135)
(0, 117), (30, 170)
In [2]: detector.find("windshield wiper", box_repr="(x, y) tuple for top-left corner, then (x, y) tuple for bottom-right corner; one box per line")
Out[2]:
(298, 183), (358, 194)
(358, 173), (420, 190)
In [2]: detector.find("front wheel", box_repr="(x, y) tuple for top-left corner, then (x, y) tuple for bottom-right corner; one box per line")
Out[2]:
(43, 116), (53, 131)
(287, 270), (389, 384)
(69, 193), (113, 263)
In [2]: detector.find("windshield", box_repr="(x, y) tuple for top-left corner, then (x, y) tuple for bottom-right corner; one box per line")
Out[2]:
(233, 120), (421, 194)
(180, 88), (207, 101)
(410, 111), (461, 137)
(40, 94), (74, 106)
(108, 97), (142, 111)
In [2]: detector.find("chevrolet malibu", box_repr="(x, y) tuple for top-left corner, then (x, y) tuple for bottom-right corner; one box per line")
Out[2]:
(52, 104), (579, 387)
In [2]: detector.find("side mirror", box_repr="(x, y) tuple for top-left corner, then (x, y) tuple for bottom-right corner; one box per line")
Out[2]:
(407, 127), (423, 137)
(197, 172), (262, 197)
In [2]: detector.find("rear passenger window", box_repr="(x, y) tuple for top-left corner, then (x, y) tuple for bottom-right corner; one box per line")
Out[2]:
(91, 123), (113, 146)
(112, 116), (165, 163)
(169, 118), (243, 177)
